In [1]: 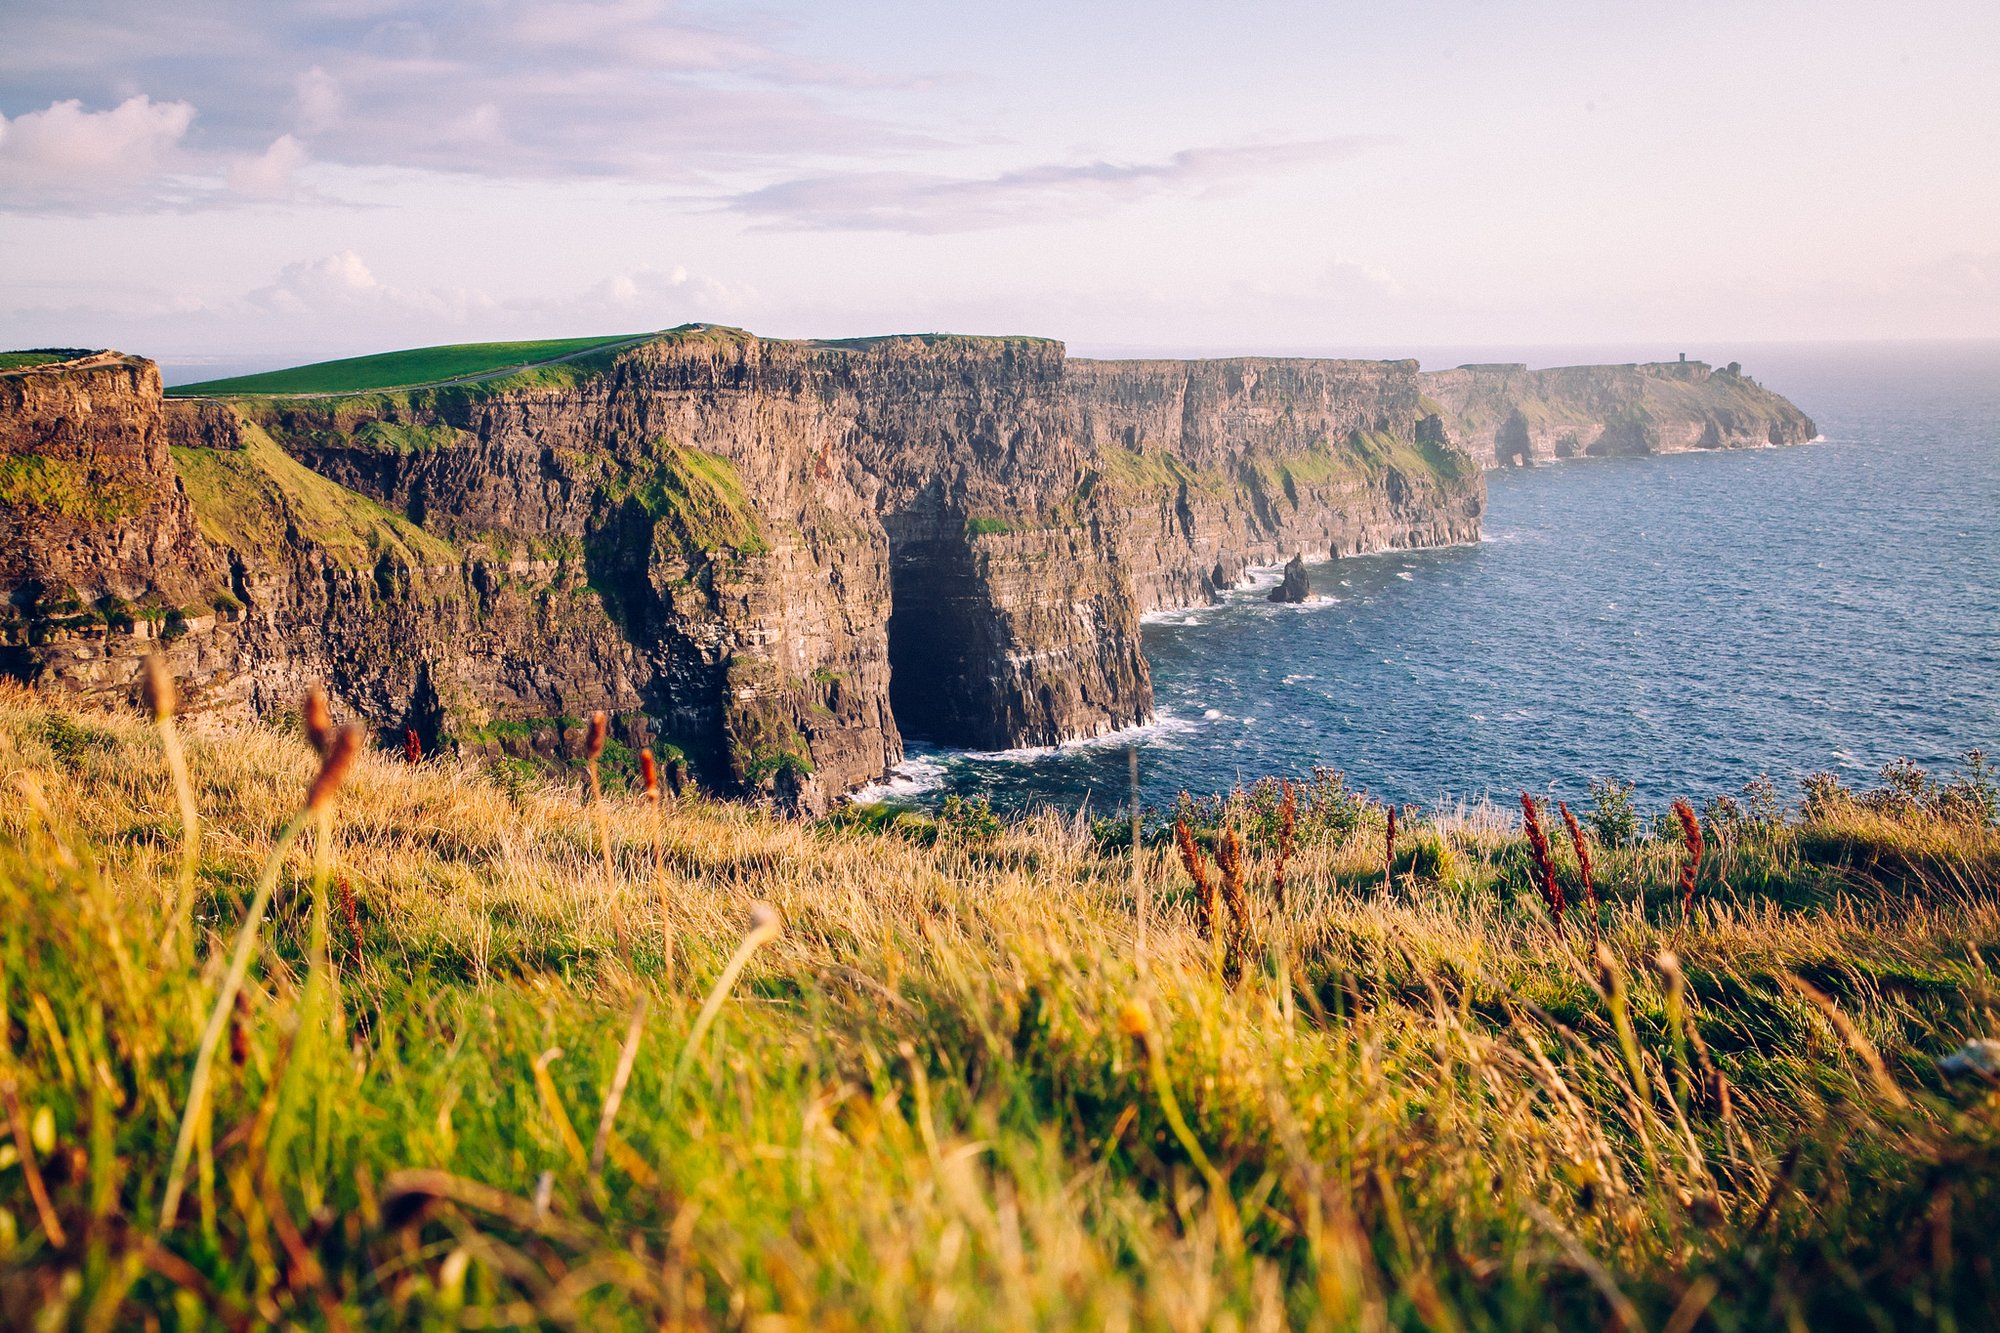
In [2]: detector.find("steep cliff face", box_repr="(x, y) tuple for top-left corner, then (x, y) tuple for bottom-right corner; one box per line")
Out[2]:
(1420, 358), (1818, 467)
(1, 353), (234, 687)
(1, 329), (1485, 807)
(1068, 358), (1484, 612)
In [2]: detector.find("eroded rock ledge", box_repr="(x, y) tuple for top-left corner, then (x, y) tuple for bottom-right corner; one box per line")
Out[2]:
(0, 331), (1806, 809)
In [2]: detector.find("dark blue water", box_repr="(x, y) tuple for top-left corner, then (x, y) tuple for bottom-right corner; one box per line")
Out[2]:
(865, 343), (2000, 815)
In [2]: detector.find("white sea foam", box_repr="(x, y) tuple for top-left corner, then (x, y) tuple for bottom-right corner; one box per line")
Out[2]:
(847, 755), (950, 804)
(962, 712), (1198, 763)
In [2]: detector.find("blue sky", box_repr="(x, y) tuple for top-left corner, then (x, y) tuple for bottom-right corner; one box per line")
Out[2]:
(1, 0), (1995, 371)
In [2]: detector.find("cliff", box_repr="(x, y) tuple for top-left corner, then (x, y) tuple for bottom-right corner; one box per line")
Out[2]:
(1420, 358), (1817, 467)
(2, 329), (1485, 808)
(0, 353), (234, 681)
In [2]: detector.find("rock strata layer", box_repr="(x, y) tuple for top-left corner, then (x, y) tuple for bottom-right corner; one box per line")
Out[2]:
(0, 331), (1811, 808)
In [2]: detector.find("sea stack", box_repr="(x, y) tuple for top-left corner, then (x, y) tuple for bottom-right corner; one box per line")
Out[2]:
(1269, 554), (1311, 603)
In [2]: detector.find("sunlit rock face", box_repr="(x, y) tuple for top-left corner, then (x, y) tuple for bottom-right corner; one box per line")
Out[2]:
(1, 329), (1496, 809)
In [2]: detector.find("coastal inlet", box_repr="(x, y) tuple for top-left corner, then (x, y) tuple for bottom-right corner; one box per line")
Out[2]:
(872, 344), (1999, 817)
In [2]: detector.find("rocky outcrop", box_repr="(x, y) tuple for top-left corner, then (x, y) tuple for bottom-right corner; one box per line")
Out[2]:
(1, 328), (1487, 808)
(1269, 555), (1311, 604)
(1, 353), (233, 684)
(1420, 358), (1817, 467)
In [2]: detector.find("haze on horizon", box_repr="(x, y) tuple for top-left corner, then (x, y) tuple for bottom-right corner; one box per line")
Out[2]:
(1, 0), (1995, 375)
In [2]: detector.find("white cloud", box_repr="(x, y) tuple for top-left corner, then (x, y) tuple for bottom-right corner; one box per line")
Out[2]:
(728, 139), (1383, 233)
(227, 133), (311, 198)
(1319, 259), (1405, 304)
(0, 1), (923, 197)
(0, 95), (196, 210)
(294, 67), (344, 134)
(558, 264), (738, 325)
(247, 249), (500, 323)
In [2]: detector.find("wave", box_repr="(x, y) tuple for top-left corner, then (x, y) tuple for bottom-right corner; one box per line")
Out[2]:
(847, 755), (950, 804)
(961, 712), (1198, 763)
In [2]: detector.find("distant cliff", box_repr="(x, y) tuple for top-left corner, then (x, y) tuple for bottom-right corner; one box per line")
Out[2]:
(1, 331), (1482, 809)
(1420, 358), (1817, 467)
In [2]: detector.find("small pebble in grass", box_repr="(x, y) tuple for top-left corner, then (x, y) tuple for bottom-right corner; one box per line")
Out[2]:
(1938, 1039), (2000, 1082)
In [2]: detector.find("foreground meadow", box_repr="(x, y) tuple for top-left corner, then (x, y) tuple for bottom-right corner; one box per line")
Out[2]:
(0, 679), (1996, 1330)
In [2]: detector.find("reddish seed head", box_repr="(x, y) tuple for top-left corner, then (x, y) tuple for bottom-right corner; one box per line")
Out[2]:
(1273, 780), (1297, 907)
(404, 727), (422, 765)
(302, 687), (334, 758)
(140, 653), (177, 721)
(1672, 799), (1704, 919)
(640, 747), (659, 800)
(306, 725), (362, 812)
(338, 877), (364, 969)
(229, 996), (250, 1068)
(1559, 800), (1599, 913)
(1174, 817), (1218, 941)
(585, 710), (608, 763)
(1213, 827), (1251, 983)
(1520, 792), (1565, 925)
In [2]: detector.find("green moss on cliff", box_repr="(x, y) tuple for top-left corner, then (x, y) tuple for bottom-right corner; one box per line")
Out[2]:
(172, 420), (456, 568)
(350, 419), (468, 452)
(1096, 446), (1195, 494)
(612, 441), (767, 556)
(1097, 429), (1473, 506)
(0, 455), (146, 521)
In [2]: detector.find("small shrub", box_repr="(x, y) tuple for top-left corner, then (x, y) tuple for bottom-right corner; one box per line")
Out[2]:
(1391, 829), (1459, 885)
(486, 757), (541, 799)
(1587, 778), (1639, 848)
(936, 793), (1001, 843)
(1182, 769), (1370, 851)
(1867, 758), (1932, 818)
(1801, 770), (1849, 820)
(38, 713), (117, 766)
(1090, 812), (1172, 854)
(1838, 755), (1999, 828)
(1741, 773), (1784, 830)
(1702, 792), (1744, 841)
(1940, 750), (1998, 827)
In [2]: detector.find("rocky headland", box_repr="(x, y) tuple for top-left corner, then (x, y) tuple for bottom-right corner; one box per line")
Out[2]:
(0, 330), (1812, 808)
(1419, 356), (1817, 467)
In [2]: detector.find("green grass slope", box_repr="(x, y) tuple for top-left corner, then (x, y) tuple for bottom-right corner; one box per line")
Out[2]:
(2, 682), (1997, 1329)
(0, 349), (99, 372)
(172, 420), (456, 567)
(167, 333), (654, 398)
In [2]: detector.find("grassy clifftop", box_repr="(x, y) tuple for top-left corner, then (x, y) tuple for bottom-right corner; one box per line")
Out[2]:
(1, 683), (1996, 1328)
(168, 333), (655, 398)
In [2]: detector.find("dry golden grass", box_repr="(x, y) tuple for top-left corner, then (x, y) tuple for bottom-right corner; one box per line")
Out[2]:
(0, 680), (1997, 1329)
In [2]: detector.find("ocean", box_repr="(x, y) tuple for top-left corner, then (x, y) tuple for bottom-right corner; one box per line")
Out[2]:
(863, 342), (2000, 817)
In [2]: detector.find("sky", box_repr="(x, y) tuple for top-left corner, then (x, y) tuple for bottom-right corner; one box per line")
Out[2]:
(1, 0), (1996, 376)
